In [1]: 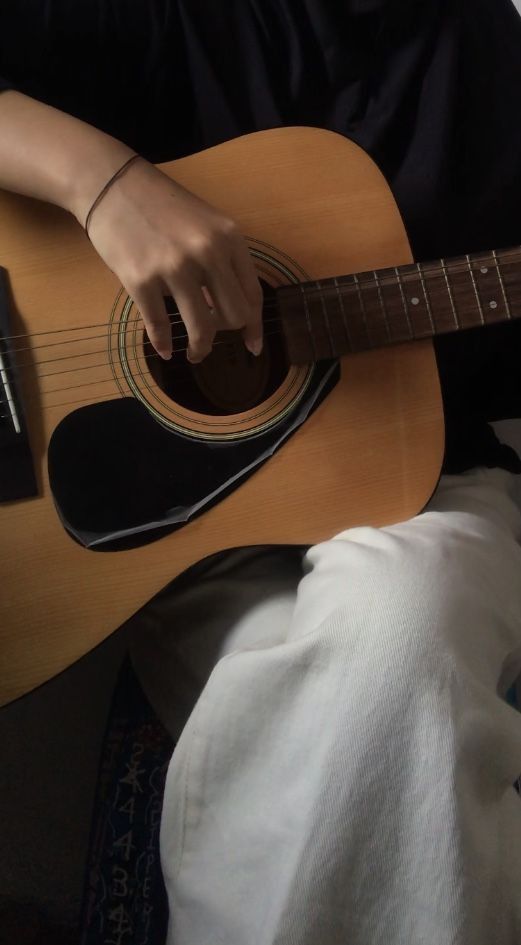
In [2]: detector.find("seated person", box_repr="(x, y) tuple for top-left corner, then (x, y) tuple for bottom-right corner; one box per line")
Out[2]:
(1, 2), (521, 941)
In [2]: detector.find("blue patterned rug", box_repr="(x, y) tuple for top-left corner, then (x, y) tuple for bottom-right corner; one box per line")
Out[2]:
(79, 656), (173, 945)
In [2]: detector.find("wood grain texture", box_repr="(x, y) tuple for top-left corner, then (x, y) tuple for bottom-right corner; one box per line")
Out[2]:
(0, 127), (444, 705)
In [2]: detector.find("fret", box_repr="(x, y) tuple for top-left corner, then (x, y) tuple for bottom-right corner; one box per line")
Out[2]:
(492, 250), (512, 319)
(439, 258), (460, 330)
(350, 271), (391, 348)
(396, 268), (435, 337)
(373, 271), (391, 341)
(465, 254), (484, 324)
(416, 263), (435, 333)
(299, 283), (317, 360)
(277, 245), (521, 366)
(436, 256), (481, 330)
(364, 265), (414, 343)
(394, 267), (414, 339)
(352, 272), (371, 345)
(333, 277), (353, 350)
(469, 252), (514, 325)
(490, 248), (521, 320)
(315, 279), (336, 358)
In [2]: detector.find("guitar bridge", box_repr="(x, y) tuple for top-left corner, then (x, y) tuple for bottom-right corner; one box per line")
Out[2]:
(0, 266), (37, 501)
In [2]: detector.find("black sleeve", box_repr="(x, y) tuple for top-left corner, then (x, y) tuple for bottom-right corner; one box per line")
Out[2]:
(0, 3), (194, 162)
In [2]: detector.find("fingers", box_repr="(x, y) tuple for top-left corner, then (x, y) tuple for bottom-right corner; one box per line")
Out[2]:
(172, 239), (263, 363)
(167, 278), (216, 363)
(86, 158), (263, 364)
(130, 280), (173, 360)
(204, 236), (263, 355)
(229, 239), (264, 355)
(129, 229), (262, 364)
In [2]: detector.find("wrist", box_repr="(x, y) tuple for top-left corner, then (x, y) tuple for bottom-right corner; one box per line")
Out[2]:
(64, 131), (136, 226)
(0, 92), (136, 221)
(84, 154), (141, 237)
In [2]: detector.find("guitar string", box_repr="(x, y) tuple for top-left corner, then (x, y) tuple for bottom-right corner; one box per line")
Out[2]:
(1, 325), (284, 397)
(2, 306), (282, 358)
(1, 250), (519, 376)
(0, 326), (287, 418)
(0, 251), (518, 419)
(0, 257), (515, 412)
(0, 254), (516, 388)
(1, 253), (519, 349)
(1, 254), (519, 411)
(0, 315), (284, 377)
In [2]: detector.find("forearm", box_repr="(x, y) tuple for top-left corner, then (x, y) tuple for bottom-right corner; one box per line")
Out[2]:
(0, 90), (135, 225)
(0, 91), (263, 361)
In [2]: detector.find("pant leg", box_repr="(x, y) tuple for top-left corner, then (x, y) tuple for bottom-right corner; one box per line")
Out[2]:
(148, 467), (521, 945)
(129, 545), (304, 742)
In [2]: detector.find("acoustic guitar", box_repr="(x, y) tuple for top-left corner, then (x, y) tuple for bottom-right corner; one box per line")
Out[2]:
(1, 127), (518, 706)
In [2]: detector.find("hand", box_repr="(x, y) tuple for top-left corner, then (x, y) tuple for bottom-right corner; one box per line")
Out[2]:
(86, 157), (263, 361)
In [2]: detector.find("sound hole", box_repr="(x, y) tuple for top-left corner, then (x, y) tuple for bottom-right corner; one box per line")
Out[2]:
(144, 281), (288, 416)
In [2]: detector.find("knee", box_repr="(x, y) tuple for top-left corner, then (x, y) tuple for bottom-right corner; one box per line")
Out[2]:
(306, 523), (471, 684)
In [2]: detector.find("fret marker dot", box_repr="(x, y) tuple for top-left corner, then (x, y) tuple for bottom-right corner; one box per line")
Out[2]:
(411, 297), (420, 306)
(480, 267), (488, 274)
(489, 301), (497, 309)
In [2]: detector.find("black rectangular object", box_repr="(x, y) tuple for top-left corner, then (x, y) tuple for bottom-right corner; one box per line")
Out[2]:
(0, 266), (38, 501)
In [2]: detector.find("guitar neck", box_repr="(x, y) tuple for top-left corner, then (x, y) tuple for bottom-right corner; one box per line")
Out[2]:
(277, 246), (521, 363)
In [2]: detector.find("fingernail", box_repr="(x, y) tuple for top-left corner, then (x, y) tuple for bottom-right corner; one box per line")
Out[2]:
(247, 338), (263, 356)
(160, 350), (172, 361)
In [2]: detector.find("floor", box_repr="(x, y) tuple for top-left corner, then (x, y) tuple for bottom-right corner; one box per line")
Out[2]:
(0, 622), (132, 943)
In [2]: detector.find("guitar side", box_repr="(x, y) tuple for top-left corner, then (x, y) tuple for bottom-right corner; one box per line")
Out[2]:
(0, 127), (444, 706)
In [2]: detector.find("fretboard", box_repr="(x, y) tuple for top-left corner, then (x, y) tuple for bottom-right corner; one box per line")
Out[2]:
(277, 246), (521, 363)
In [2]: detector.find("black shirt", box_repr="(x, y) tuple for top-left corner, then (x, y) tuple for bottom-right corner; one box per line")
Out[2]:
(2, 0), (521, 473)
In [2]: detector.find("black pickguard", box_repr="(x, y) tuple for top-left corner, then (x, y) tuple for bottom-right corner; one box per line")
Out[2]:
(48, 361), (338, 552)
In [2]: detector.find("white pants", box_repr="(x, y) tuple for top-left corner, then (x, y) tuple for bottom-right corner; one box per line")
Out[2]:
(130, 467), (521, 945)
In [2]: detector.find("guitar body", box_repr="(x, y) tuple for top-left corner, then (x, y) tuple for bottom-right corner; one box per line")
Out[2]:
(0, 127), (443, 705)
